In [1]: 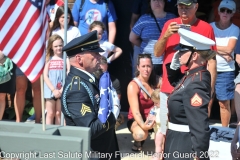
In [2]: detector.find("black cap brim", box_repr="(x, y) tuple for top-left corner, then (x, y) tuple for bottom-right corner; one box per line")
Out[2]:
(63, 31), (104, 57)
(84, 47), (104, 53)
(174, 44), (191, 51)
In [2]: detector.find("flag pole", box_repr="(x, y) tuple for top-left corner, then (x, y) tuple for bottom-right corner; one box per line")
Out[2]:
(41, 74), (46, 131)
(60, 0), (68, 126)
(41, 0), (48, 131)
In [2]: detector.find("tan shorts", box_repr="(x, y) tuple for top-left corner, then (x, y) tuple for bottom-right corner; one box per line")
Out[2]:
(153, 122), (161, 133)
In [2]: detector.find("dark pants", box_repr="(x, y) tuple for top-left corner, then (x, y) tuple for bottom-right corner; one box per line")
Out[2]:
(153, 64), (163, 77)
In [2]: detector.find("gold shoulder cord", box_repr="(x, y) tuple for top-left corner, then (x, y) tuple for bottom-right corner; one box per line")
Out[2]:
(70, 76), (81, 90)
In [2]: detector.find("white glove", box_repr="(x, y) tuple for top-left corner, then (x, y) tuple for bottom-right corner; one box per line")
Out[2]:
(107, 58), (111, 64)
(112, 105), (120, 120)
(170, 51), (180, 70)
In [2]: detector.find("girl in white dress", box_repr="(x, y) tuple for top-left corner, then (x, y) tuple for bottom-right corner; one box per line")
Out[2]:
(50, 6), (80, 43)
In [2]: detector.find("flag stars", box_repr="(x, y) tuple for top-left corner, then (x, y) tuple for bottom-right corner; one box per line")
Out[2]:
(108, 87), (111, 93)
(98, 107), (105, 115)
(100, 87), (107, 96)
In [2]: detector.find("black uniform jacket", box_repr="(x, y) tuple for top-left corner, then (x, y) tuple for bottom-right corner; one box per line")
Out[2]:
(61, 66), (120, 160)
(165, 64), (211, 160)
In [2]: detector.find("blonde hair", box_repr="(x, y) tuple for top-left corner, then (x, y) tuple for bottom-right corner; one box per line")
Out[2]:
(151, 88), (160, 102)
(197, 50), (216, 60)
(46, 34), (63, 61)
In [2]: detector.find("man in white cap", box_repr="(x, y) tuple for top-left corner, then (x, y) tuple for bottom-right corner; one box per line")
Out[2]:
(164, 28), (216, 160)
(154, 0), (217, 137)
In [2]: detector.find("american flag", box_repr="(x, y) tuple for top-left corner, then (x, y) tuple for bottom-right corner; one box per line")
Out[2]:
(98, 72), (112, 123)
(0, 0), (48, 82)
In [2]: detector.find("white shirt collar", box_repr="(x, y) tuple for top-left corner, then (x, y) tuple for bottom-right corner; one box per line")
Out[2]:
(75, 67), (95, 82)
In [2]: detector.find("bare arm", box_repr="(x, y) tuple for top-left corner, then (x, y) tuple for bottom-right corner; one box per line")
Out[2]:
(217, 38), (237, 55)
(0, 51), (6, 65)
(217, 38), (237, 62)
(129, 31), (142, 47)
(66, 57), (70, 74)
(108, 21), (116, 44)
(130, 13), (140, 30)
(207, 57), (217, 95)
(236, 54), (240, 65)
(127, 82), (152, 130)
(127, 82), (144, 126)
(43, 61), (61, 98)
(154, 22), (179, 57)
(108, 46), (122, 62)
(46, 23), (51, 40)
(0, 50), (4, 60)
(43, 61), (54, 91)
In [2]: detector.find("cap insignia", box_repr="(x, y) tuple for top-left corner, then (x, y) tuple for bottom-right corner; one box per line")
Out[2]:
(65, 39), (99, 52)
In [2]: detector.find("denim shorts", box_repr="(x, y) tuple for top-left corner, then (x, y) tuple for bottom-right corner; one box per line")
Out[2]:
(215, 71), (235, 101)
(15, 66), (24, 76)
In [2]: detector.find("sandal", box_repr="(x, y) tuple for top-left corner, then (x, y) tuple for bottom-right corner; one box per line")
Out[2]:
(131, 140), (145, 152)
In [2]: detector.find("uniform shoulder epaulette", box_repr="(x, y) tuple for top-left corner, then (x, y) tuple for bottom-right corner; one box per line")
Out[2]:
(191, 70), (205, 82)
(70, 76), (81, 90)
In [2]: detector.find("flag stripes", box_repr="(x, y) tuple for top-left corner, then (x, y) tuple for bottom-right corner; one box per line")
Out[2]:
(0, 0), (48, 82)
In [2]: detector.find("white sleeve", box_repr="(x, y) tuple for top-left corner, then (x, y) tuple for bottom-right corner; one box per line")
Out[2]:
(227, 24), (239, 40)
(104, 41), (115, 52)
(72, 26), (81, 38)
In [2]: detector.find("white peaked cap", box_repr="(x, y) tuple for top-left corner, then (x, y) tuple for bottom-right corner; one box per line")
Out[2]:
(177, 28), (215, 51)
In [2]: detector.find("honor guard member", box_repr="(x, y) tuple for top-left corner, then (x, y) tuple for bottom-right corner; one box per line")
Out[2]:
(61, 31), (120, 160)
(164, 28), (216, 160)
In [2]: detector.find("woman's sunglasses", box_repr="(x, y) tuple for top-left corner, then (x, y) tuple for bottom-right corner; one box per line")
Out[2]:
(220, 8), (233, 14)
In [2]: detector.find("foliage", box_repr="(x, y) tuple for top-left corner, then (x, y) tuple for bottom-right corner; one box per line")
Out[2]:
(4, 100), (34, 121)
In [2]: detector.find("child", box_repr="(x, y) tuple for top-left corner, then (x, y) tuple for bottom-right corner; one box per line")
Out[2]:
(43, 34), (69, 125)
(50, 5), (80, 43)
(89, 21), (122, 63)
(148, 89), (164, 160)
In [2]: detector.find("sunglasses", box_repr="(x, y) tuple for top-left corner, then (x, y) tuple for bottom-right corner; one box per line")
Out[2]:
(220, 8), (233, 14)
